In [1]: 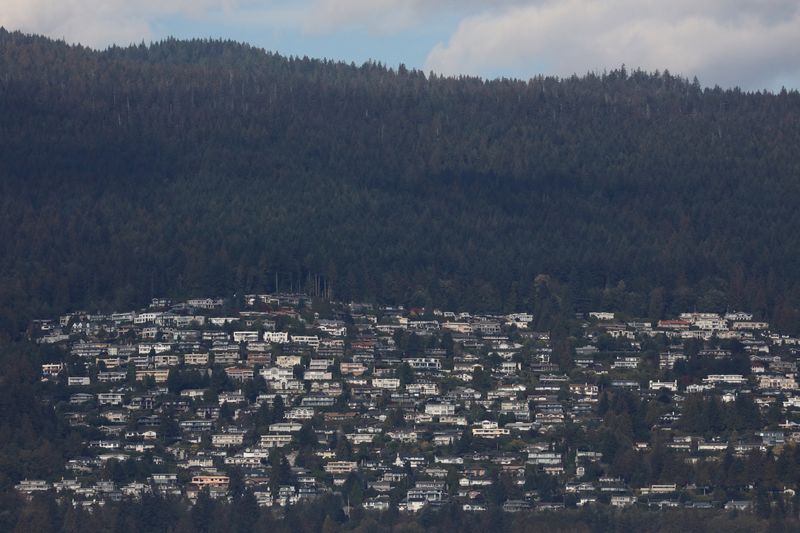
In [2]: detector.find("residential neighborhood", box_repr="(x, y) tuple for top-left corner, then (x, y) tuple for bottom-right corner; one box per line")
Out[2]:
(19, 294), (800, 516)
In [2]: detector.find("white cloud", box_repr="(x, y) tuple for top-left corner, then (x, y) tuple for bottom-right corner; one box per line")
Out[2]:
(424, 0), (800, 89)
(296, 0), (532, 33)
(0, 0), (528, 45)
(0, 0), (234, 47)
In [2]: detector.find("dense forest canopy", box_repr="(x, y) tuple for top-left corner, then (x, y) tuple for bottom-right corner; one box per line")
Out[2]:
(1, 28), (800, 337)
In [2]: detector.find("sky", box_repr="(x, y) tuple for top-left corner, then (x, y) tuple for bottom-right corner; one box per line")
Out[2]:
(2, 0), (799, 91)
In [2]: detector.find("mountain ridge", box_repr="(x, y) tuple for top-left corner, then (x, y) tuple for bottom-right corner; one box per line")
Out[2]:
(1, 28), (800, 337)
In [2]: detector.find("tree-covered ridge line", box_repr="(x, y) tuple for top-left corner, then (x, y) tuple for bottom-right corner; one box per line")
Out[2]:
(1, 28), (800, 339)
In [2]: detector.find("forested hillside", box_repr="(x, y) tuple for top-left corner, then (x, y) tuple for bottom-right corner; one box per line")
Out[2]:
(2, 28), (800, 337)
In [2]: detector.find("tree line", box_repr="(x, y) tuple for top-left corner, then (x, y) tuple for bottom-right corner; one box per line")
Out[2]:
(1, 29), (800, 340)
